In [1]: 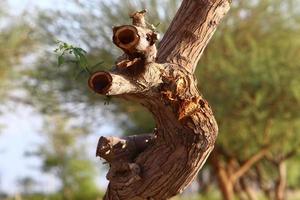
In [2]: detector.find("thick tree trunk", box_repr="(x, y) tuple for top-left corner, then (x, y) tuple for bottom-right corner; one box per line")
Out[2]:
(88, 1), (231, 199)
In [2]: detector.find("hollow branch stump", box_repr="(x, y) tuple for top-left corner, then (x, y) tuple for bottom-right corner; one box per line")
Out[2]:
(88, 1), (230, 199)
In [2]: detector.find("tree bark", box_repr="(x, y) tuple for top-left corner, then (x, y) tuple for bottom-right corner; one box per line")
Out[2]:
(88, 1), (230, 199)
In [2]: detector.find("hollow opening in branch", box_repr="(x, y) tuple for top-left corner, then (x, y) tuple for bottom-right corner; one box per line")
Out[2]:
(88, 71), (112, 94)
(114, 26), (139, 50)
(119, 29), (136, 44)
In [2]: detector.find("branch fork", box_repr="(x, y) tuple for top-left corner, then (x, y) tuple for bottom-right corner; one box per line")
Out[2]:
(88, 2), (230, 199)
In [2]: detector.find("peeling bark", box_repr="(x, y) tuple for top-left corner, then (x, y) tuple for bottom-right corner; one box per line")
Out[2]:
(88, 1), (230, 199)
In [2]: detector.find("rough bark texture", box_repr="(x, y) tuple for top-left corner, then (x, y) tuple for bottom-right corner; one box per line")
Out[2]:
(88, 1), (230, 199)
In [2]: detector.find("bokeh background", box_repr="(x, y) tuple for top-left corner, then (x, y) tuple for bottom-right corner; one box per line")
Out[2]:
(0, 0), (299, 199)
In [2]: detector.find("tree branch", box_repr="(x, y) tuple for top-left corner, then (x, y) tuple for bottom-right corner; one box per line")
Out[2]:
(231, 147), (269, 183)
(88, 71), (138, 95)
(157, 0), (230, 72)
(96, 134), (156, 163)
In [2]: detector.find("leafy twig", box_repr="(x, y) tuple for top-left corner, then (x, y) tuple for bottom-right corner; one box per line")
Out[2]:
(54, 40), (112, 104)
(54, 40), (104, 75)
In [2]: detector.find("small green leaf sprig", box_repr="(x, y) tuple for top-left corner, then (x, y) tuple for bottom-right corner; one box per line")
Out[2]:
(54, 40), (104, 77)
(54, 40), (111, 104)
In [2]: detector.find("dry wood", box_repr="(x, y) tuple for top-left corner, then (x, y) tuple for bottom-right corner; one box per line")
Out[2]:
(88, 1), (230, 199)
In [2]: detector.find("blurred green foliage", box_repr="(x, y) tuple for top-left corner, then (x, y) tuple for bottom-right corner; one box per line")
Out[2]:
(200, 0), (300, 158)
(0, 7), (34, 104)
(37, 115), (100, 200)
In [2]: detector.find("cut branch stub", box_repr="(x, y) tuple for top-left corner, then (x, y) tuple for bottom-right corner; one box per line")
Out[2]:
(96, 134), (156, 163)
(113, 25), (140, 52)
(88, 71), (112, 94)
(112, 10), (158, 72)
(89, 4), (230, 200)
(88, 70), (142, 95)
(113, 25), (158, 65)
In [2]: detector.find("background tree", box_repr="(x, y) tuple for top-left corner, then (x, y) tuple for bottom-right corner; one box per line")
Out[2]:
(34, 113), (102, 200)
(200, 1), (300, 199)
(17, 177), (37, 195)
(0, 1), (35, 106)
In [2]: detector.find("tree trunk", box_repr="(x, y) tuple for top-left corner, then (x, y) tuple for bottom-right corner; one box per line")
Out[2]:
(275, 161), (287, 200)
(209, 147), (269, 200)
(240, 177), (258, 200)
(255, 165), (273, 200)
(210, 149), (234, 200)
(88, 1), (231, 199)
(266, 151), (295, 200)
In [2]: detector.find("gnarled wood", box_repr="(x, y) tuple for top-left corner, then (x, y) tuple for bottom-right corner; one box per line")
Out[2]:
(88, 1), (230, 199)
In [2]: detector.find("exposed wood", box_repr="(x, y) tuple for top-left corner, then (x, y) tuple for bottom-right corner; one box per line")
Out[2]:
(88, 1), (230, 199)
(96, 134), (156, 163)
(113, 25), (140, 52)
(113, 24), (158, 63)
